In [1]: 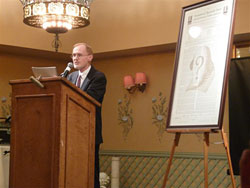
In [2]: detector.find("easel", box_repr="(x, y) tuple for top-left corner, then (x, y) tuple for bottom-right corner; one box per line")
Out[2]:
(161, 128), (236, 188)
(161, 0), (237, 185)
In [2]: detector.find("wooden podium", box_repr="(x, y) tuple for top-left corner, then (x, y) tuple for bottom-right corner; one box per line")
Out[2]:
(9, 77), (100, 188)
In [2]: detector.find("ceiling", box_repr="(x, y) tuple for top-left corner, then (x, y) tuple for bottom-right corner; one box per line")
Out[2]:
(0, 0), (249, 54)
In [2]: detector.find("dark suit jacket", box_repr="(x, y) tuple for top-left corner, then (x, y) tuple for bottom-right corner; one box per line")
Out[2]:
(67, 66), (107, 145)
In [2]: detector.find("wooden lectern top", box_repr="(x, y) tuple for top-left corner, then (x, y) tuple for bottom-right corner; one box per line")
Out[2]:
(9, 76), (101, 107)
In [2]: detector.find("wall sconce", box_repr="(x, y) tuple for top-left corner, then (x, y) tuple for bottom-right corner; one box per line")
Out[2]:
(135, 72), (147, 92)
(123, 75), (136, 94)
(123, 72), (147, 93)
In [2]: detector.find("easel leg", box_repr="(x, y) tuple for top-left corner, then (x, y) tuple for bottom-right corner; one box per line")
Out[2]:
(203, 132), (209, 188)
(162, 133), (181, 188)
(221, 128), (236, 188)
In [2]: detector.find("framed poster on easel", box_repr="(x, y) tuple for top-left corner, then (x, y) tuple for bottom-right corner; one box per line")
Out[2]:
(162, 0), (237, 187)
(166, 0), (236, 132)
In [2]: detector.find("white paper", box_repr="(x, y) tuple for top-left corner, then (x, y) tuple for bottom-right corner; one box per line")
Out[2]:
(170, 0), (234, 126)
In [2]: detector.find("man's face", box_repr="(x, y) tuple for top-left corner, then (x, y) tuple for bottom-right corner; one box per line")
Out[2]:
(72, 45), (92, 72)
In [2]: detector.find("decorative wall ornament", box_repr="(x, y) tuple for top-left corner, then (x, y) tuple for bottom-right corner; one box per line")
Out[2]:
(0, 94), (11, 144)
(152, 92), (168, 142)
(0, 94), (11, 119)
(123, 72), (147, 93)
(118, 94), (133, 140)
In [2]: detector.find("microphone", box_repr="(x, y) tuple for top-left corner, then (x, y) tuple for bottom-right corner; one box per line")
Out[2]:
(60, 62), (73, 77)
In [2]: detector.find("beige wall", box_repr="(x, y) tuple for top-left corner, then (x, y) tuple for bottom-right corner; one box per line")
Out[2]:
(0, 0), (249, 53)
(1, 0), (247, 154)
(0, 48), (229, 153)
(0, 52), (66, 100)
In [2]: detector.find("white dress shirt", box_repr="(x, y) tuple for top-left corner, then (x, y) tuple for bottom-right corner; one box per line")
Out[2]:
(77, 65), (91, 88)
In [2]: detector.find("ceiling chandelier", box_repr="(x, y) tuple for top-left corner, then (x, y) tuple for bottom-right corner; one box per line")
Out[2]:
(19, 0), (93, 51)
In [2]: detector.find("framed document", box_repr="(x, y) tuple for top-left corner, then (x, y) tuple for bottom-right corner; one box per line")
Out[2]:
(166, 0), (237, 131)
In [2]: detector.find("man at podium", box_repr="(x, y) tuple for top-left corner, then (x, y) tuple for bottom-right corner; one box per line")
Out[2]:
(67, 43), (107, 188)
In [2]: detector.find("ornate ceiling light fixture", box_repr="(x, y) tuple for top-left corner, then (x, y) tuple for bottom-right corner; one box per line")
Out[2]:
(19, 0), (93, 52)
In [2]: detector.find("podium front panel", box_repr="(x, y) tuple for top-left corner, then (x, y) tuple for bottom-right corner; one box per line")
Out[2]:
(65, 96), (91, 187)
(9, 78), (97, 188)
(11, 94), (56, 187)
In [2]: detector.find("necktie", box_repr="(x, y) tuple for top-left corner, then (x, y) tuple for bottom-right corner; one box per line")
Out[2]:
(76, 75), (82, 88)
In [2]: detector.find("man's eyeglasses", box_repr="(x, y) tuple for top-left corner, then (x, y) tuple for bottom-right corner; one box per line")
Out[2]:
(71, 53), (89, 58)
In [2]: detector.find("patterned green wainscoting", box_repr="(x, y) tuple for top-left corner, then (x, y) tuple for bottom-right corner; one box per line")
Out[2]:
(100, 150), (241, 188)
